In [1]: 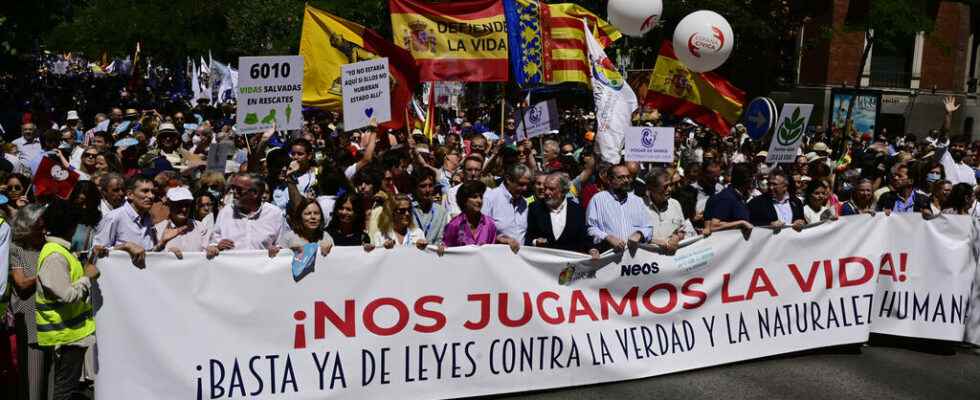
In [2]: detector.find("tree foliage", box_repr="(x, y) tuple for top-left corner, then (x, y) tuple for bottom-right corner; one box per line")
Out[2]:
(2, 0), (971, 95)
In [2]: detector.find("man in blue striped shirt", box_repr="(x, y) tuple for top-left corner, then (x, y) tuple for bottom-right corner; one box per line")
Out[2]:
(586, 164), (653, 252)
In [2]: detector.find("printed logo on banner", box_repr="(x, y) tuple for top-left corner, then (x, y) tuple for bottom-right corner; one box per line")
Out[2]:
(558, 263), (598, 286)
(640, 128), (656, 148)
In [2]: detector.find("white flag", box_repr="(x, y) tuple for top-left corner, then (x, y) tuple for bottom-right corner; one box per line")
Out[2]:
(584, 19), (638, 164)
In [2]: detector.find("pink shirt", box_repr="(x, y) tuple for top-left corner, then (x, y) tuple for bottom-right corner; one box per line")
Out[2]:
(442, 213), (497, 247)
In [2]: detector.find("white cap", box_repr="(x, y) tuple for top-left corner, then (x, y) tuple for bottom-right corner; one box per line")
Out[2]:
(66, 110), (79, 121)
(158, 122), (178, 133)
(412, 128), (424, 136)
(166, 186), (194, 202)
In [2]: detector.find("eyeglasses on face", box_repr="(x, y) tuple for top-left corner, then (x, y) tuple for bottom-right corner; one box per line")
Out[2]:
(394, 207), (412, 215)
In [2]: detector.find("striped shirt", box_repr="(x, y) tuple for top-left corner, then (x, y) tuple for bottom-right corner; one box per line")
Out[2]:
(586, 191), (654, 244)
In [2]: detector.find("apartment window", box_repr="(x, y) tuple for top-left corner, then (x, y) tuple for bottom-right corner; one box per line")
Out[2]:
(870, 37), (915, 88)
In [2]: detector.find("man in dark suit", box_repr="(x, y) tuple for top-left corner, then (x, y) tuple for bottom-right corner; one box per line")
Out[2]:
(748, 169), (805, 229)
(525, 173), (595, 255)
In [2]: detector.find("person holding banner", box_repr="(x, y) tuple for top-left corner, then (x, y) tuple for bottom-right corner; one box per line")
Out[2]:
(876, 163), (930, 214)
(371, 193), (428, 250)
(748, 169), (805, 229)
(586, 164), (653, 253)
(275, 197), (334, 256)
(704, 163), (754, 235)
(482, 163), (531, 253)
(525, 173), (593, 255)
(443, 180), (497, 248)
(645, 167), (695, 252)
(207, 173), (284, 259)
(34, 199), (99, 400)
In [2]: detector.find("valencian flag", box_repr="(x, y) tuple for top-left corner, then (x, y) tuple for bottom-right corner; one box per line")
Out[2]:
(300, 5), (419, 129)
(390, 0), (509, 82)
(645, 41), (746, 135)
(34, 156), (80, 199)
(504, 0), (622, 86)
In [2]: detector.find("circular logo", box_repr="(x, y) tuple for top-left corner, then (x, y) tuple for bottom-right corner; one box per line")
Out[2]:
(51, 165), (69, 181)
(687, 26), (726, 58)
(528, 105), (542, 125)
(640, 128), (656, 148)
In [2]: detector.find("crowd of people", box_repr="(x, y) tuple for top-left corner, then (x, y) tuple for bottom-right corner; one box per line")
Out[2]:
(0, 83), (977, 399)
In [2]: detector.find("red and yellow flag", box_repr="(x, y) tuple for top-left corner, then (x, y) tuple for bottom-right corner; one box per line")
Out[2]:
(543, 2), (621, 85)
(645, 41), (746, 135)
(390, 0), (509, 82)
(300, 5), (419, 130)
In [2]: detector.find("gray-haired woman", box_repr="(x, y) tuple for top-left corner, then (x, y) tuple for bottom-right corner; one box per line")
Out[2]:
(8, 204), (52, 400)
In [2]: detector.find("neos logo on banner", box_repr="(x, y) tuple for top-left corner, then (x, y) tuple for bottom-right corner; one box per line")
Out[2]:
(237, 56), (304, 135)
(766, 104), (813, 163)
(342, 58), (391, 131)
(625, 127), (674, 163)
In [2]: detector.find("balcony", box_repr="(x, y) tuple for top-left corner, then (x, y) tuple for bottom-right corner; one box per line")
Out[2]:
(869, 70), (912, 89)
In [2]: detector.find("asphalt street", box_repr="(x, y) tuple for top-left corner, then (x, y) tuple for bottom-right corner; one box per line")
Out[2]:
(495, 343), (980, 400)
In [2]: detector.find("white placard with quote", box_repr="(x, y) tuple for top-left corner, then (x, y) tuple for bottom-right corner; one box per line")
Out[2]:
(342, 58), (391, 131)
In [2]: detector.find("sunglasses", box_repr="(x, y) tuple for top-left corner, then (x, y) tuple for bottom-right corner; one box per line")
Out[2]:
(394, 207), (412, 215)
(83, 153), (99, 158)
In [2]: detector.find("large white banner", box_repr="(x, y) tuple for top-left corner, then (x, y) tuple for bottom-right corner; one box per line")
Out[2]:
(95, 214), (978, 399)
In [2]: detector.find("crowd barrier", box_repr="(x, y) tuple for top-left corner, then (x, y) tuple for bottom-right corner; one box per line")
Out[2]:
(94, 213), (980, 399)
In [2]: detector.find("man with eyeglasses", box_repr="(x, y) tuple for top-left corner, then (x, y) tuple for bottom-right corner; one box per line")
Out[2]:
(586, 164), (653, 253)
(207, 174), (284, 259)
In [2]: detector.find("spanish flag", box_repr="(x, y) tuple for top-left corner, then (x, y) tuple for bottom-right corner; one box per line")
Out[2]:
(390, 0), (509, 82)
(300, 5), (419, 129)
(645, 41), (746, 135)
(504, 0), (622, 86)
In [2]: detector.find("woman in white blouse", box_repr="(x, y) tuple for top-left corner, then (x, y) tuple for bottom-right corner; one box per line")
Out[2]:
(371, 194), (428, 250)
(803, 179), (837, 224)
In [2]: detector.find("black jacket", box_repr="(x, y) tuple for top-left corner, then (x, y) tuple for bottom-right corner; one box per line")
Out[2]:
(524, 199), (591, 253)
(876, 190), (930, 213)
(748, 194), (805, 227)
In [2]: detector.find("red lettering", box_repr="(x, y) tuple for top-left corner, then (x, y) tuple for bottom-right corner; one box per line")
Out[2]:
(498, 292), (533, 328)
(363, 298), (409, 336)
(746, 268), (779, 300)
(840, 256), (874, 287)
(463, 293), (491, 330)
(721, 273), (744, 303)
(878, 253), (897, 281)
(788, 261), (822, 292)
(314, 300), (356, 339)
(536, 291), (565, 324)
(413, 296), (446, 333)
(822, 260), (833, 289)
(568, 290), (598, 322)
(681, 278), (707, 309)
(599, 287), (639, 319)
(642, 283), (678, 314)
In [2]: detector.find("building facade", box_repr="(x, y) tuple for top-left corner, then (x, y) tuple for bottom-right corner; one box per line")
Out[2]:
(781, 0), (977, 139)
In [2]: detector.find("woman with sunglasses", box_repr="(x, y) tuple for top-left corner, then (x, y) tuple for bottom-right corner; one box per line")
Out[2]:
(78, 146), (100, 180)
(371, 194), (427, 250)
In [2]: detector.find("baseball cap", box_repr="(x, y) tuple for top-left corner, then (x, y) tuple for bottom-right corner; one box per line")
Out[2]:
(166, 186), (194, 202)
(158, 122), (178, 133)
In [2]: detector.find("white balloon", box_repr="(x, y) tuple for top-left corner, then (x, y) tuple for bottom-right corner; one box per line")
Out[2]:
(607, 0), (663, 38)
(672, 10), (735, 73)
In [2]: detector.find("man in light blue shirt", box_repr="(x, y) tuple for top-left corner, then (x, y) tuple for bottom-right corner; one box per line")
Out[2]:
(482, 163), (531, 251)
(94, 176), (158, 267)
(587, 164), (653, 252)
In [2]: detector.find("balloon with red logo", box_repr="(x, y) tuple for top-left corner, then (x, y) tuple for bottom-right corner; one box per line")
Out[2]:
(672, 10), (735, 73)
(607, 0), (663, 37)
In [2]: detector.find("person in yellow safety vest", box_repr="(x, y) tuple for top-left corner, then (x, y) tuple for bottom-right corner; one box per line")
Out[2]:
(34, 198), (100, 400)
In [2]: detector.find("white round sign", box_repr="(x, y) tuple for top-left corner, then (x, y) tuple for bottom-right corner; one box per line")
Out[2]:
(672, 10), (735, 73)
